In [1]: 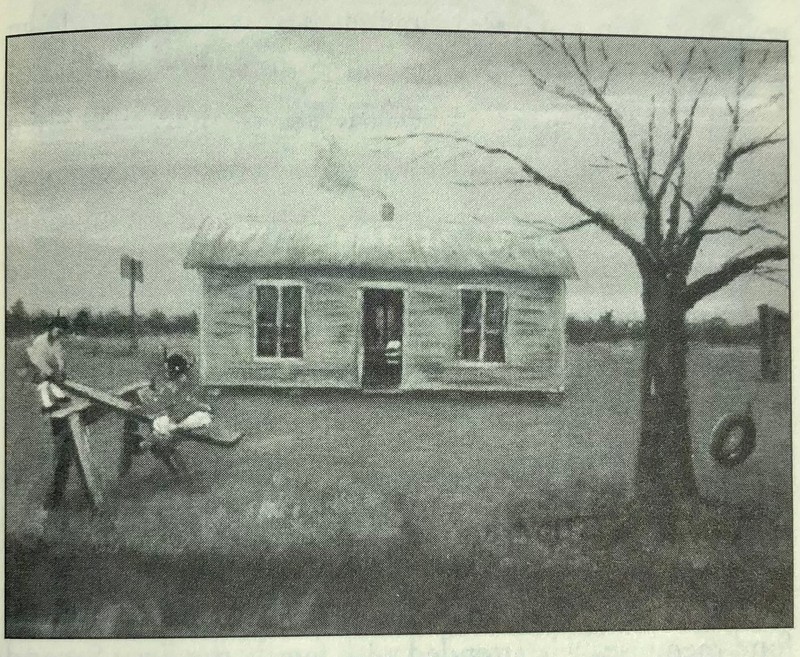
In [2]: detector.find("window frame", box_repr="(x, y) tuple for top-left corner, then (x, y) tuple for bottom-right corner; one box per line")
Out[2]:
(457, 286), (508, 366)
(252, 280), (306, 362)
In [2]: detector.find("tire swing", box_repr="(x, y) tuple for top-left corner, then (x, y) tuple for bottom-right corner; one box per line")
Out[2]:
(709, 407), (756, 468)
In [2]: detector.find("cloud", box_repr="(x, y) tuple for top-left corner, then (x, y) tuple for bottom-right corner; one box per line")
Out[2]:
(5, 30), (789, 320)
(7, 31), (148, 126)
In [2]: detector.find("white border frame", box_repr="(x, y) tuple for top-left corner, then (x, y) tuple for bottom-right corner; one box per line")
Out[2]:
(4, 7), (793, 657)
(251, 279), (306, 362)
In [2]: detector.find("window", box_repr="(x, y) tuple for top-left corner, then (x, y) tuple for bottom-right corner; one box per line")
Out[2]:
(254, 283), (304, 358)
(460, 289), (506, 363)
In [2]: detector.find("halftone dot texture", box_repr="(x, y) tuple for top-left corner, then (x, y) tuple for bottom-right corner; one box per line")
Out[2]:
(5, 336), (791, 634)
(5, 31), (790, 636)
(6, 32), (787, 318)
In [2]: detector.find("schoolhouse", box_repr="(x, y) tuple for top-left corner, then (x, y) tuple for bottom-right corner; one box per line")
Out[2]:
(184, 184), (577, 395)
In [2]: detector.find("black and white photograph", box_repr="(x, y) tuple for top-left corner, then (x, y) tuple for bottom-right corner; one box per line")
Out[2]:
(4, 22), (792, 643)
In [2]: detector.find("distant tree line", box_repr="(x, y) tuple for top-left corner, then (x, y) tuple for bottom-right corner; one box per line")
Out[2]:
(6, 301), (761, 345)
(5, 301), (198, 338)
(566, 311), (760, 345)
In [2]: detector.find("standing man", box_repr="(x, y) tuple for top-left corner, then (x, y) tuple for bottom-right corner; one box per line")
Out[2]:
(26, 316), (80, 510)
(27, 316), (71, 412)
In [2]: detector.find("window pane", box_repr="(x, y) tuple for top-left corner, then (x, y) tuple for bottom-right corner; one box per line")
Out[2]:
(485, 291), (505, 330)
(256, 285), (278, 357)
(281, 285), (303, 358)
(460, 290), (481, 361)
(484, 291), (506, 362)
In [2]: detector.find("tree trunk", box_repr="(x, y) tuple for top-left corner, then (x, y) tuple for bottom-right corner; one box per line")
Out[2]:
(636, 274), (698, 524)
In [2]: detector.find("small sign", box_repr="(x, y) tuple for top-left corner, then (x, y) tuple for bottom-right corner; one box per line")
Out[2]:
(133, 259), (144, 283)
(121, 255), (144, 283)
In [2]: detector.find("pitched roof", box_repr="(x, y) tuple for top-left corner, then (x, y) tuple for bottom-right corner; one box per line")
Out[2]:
(184, 182), (578, 279)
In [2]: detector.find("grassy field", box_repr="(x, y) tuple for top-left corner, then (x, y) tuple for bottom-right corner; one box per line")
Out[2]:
(5, 335), (792, 635)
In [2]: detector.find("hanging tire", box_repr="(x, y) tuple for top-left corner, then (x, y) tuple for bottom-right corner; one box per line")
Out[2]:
(709, 412), (756, 468)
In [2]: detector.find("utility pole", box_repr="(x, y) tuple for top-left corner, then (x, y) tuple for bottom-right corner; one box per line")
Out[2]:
(121, 255), (144, 351)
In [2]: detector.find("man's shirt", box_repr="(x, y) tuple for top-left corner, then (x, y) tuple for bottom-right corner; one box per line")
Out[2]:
(26, 332), (65, 378)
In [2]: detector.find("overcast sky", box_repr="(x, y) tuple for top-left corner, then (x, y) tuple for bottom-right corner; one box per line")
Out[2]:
(6, 30), (789, 320)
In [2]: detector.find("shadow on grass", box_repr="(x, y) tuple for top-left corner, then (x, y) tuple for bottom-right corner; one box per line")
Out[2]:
(6, 494), (792, 637)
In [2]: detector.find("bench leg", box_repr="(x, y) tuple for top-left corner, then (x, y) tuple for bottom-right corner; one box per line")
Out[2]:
(152, 444), (188, 478)
(119, 418), (142, 477)
(68, 413), (103, 511)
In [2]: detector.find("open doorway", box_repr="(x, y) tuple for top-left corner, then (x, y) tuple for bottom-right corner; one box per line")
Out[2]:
(362, 288), (404, 389)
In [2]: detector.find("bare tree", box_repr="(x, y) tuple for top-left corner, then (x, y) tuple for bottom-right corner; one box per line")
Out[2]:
(389, 37), (788, 524)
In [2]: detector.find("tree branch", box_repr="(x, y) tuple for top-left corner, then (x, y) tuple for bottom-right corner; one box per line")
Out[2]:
(653, 74), (708, 206)
(752, 268), (789, 288)
(554, 217), (599, 234)
(681, 47), (746, 250)
(590, 155), (627, 171)
(533, 34), (556, 52)
(699, 223), (787, 240)
(385, 132), (654, 267)
(682, 244), (788, 308)
(723, 133), (786, 179)
(665, 161), (687, 251)
(678, 45), (696, 82)
(521, 63), (601, 112)
(599, 63), (617, 95)
(681, 131), (787, 266)
(555, 37), (650, 202)
(651, 169), (695, 217)
(744, 92), (784, 116)
(719, 192), (788, 213)
(643, 95), (656, 187)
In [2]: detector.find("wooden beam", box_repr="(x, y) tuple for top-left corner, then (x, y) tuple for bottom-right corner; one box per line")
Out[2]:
(50, 399), (93, 419)
(68, 413), (103, 511)
(51, 381), (150, 421)
(115, 380), (153, 399)
(60, 379), (156, 422)
(60, 379), (243, 447)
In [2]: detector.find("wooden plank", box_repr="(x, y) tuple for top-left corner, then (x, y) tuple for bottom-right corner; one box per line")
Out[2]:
(115, 380), (152, 399)
(177, 425), (244, 447)
(68, 413), (103, 511)
(51, 381), (150, 420)
(61, 380), (157, 422)
(61, 379), (243, 448)
(50, 398), (93, 419)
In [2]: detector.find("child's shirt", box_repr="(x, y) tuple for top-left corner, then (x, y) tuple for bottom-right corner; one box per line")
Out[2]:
(139, 376), (209, 423)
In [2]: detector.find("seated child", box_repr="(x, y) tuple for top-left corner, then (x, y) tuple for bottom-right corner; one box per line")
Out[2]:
(139, 353), (212, 448)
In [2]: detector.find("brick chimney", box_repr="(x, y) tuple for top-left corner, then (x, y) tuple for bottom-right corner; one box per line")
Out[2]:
(381, 202), (394, 222)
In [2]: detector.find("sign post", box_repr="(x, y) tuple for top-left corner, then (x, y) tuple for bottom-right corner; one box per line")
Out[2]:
(121, 255), (144, 351)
